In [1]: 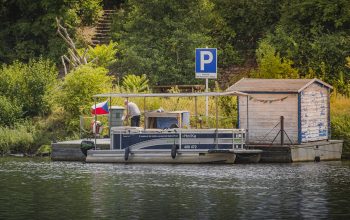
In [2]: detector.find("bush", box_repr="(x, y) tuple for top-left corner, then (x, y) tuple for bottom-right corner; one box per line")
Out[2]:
(0, 58), (58, 117)
(0, 96), (22, 127)
(121, 74), (149, 93)
(87, 41), (118, 68)
(251, 41), (299, 79)
(54, 64), (114, 132)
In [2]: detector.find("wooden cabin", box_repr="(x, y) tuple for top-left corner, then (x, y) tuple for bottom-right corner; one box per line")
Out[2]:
(227, 78), (333, 145)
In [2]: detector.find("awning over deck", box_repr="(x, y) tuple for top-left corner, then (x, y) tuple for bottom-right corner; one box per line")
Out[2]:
(93, 90), (248, 98)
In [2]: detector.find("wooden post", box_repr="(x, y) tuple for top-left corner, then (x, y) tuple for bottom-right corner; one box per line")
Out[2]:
(280, 116), (284, 146)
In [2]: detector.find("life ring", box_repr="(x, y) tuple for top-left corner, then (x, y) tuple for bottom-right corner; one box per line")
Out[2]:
(124, 147), (130, 161)
(171, 143), (177, 159)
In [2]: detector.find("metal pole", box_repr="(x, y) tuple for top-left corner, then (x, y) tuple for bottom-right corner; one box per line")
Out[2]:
(109, 96), (112, 137)
(280, 116), (284, 146)
(215, 96), (218, 129)
(215, 95), (218, 149)
(246, 96), (249, 144)
(94, 98), (97, 150)
(205, 78), (209, 118)
(126, 97), (129, 126)
(144, 97), (146, 130)
(195, 96), (198, 128)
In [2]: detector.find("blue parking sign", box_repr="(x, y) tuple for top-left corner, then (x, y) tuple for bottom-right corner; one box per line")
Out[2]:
(195, 48), (217, 79)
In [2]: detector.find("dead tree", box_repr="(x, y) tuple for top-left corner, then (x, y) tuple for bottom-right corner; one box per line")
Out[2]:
(56, 17), (95, 74)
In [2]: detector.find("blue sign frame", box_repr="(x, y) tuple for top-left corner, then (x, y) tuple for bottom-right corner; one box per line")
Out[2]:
(195, 48), (217, 79)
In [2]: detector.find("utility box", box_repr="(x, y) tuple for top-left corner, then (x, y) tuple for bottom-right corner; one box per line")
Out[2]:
(109, 106), (125, 127)
(227, 78), (332, 144)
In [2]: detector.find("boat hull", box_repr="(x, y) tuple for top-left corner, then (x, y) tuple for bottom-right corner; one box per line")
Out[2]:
(86, 149), (236, 164)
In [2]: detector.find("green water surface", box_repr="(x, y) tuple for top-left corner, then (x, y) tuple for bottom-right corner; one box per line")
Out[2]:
(0, 158), (349, 219)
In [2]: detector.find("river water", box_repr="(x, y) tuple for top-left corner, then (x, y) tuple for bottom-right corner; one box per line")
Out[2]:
(0, 158), (349, 219)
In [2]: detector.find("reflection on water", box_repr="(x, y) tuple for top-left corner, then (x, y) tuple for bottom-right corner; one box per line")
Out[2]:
(0, 158), (349, 219)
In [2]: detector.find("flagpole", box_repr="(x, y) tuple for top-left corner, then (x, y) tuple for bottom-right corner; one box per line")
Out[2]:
(94, 98), (97, 150)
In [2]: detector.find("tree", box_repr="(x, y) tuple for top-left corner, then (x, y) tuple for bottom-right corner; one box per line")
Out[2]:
(263, 0), (350, 91)
(251, 41), (299, 79)
(0, 0), (102, 63)
(111, 0), (227, 85)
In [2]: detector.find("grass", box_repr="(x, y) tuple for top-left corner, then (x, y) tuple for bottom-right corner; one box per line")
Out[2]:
(0, 125), (34, 155)
(330, 95), (350, 156)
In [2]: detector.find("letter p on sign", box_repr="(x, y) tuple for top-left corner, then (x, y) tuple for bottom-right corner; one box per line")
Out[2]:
(195, 48), (217, 79)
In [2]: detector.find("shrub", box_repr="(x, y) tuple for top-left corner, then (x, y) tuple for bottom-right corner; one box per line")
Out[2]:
(0, 58), (58, 117)
(87, 41), (118, 68)
(121, 74), (149, 93)
(0, 96), (22, 126)
(54, 64), (114, 132)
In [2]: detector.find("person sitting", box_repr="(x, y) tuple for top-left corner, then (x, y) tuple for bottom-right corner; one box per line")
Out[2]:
(124, 100), (141, 127)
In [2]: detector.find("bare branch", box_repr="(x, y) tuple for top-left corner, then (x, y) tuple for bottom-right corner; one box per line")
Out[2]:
(61, 56), (67, 75)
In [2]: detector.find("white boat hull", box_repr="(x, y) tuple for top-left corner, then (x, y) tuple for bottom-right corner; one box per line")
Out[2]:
(86, 149), (236, 164)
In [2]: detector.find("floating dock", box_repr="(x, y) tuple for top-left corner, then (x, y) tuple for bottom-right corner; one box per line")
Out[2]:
(51, 139), (109, 161)
(247, 140), (343, 162)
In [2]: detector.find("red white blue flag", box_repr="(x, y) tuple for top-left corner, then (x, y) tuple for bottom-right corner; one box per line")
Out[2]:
(91, 101), (109, 115)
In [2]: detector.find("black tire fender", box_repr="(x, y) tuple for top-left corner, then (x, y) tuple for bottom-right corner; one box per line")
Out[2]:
(124, 147), (130, 161)
(171, 144), (177, 159)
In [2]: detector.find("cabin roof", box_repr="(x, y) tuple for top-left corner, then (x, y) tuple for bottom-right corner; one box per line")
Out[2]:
(93, 90), (248, 98)
(226, 78), (332, 93)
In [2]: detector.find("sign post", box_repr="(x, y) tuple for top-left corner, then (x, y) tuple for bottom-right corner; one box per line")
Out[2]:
(195, 48), (217, 117)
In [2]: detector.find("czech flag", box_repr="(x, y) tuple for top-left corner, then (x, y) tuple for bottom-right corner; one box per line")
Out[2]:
(91, 101), (109, 115)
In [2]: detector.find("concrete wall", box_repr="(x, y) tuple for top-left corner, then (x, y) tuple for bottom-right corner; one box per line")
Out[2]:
(300, 83), (329, 142)
(239, 93), (298, 144)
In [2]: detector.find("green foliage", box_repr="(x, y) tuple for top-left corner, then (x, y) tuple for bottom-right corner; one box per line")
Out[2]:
(121, 74), (149, 93)
(87, 41), (118, 68)
(0, 96), (22, 127)
(78, 0), (103, 25)
(111, 0), (226, 85)
(213, 0), (283, 52)
(0, 0), (102, 63)
(251, 41), (299, 78)
(331, 95), (350, 155)
(36, 145), (52, 155)
(0, 58), (58, 117)
(263, 0), (350, 92)
(346, 57), (350, 69)
(0, 125), (35, 155)
(54, 65), (114, 131)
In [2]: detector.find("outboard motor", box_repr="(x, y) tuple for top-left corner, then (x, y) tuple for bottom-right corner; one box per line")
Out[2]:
(80, 140), (95, 156)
